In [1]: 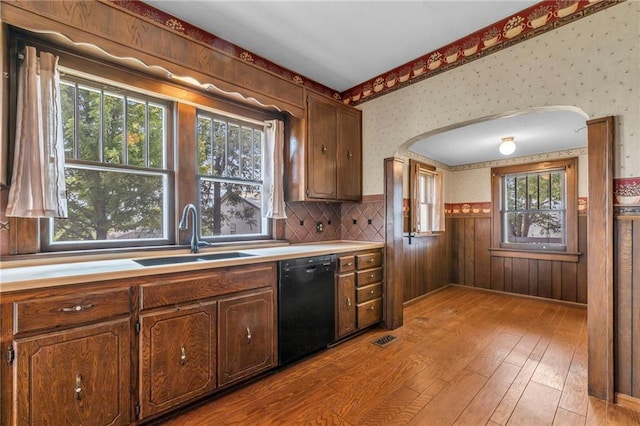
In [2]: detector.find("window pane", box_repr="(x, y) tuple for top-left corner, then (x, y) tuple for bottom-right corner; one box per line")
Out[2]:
(527, 175), (539, 209)
(539, 174), (551, 209)
(515, 176), (527, 210)
(77, 85), (101, 162)
(227, 123), (240, 178)
(551, 172), (563, 208)
(505, 176), (516, 211)
(197, 116), (213, 175)
(148, 104), (165, 168)
(213, 120), (227, 176)
(504, 211), (564, 244)
(241, 127), (253, 179)
(127, 98), (146, 166)
(200, 180), (262, 237)
(253, 130), (262, 181)
(52, 167), (166, 242)
(103, 92), (124, 164)
(60, 82), (76, 159)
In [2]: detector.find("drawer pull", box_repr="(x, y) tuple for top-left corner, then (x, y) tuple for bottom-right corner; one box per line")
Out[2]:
(180, 345), (187, 366)
(367, 258), (375, 263)
(347, 261), (354, 266)
(321, 144), (327, 155)
(346, 297), (352, 308)
(60, 304), (94, 313)
(246, 326), (252, 343)
(368, 290), (375, 294)
(369, 274), (375, 278)
(368, 306), (375, 311)
(74, 374), (83, 401)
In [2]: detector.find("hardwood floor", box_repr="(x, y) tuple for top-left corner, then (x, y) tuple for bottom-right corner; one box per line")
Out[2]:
(159, 286), (639, 425)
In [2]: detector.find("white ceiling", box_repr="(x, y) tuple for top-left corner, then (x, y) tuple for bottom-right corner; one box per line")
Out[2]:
(142, 0), (587, 165)
(408, 109), (588, 166)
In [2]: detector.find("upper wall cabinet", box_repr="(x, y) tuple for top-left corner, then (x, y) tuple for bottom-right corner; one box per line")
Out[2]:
(287, 92), (362, 202)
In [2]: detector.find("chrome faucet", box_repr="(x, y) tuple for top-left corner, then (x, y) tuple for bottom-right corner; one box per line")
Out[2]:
(178, 204), (212, 253)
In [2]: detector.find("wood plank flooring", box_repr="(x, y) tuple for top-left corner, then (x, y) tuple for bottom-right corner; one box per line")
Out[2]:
(159, 286), (640, 425)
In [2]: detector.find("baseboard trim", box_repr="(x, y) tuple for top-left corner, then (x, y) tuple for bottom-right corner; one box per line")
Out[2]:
(402, 284), (453, 307)
(448, 284), (588, 309)
(616, 392), (640, 411)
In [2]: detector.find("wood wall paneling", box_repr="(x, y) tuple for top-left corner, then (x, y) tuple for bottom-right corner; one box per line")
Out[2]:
(586, 116), (614, 401)
(464, 218), (475, 287)
(474, 218), (491, 289)
(447, 216), (587, 305)
(384, 158), (404, 329)
(614, 216), (640, 399)
(402, 233), (451, 302)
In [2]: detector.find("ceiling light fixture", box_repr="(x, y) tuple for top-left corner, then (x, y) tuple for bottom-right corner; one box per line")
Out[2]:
(499, 136), (516, 155)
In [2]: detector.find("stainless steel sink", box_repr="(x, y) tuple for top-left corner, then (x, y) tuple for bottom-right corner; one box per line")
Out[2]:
(134, 252), (255, 267)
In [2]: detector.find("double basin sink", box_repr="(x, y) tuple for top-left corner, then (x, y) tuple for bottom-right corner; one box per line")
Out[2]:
(134, 251), (255, 267)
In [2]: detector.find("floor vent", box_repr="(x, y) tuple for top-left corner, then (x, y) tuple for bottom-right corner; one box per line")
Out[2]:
(372, 335), (397, 347)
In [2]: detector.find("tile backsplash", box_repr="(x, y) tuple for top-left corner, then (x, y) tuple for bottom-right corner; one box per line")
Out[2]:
(283, 195), (384, 244)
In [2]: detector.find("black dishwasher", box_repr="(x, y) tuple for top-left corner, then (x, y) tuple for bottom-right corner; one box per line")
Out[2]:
(278, 255), (336, 366)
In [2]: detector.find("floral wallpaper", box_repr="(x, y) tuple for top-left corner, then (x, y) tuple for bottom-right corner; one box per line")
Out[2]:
(359, 1), (639, 196)
(343, 0), (620, 105)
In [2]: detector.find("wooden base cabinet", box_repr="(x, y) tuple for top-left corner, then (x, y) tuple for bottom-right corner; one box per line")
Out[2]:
(336, 261), (357, 340)
(336, 250), (384, 340)
(13, 319), (131, 426)
(139, 301), (217, 419)
(218, 288), (276, 387)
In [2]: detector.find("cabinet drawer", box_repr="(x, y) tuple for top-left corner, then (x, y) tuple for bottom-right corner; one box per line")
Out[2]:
(356, 268), (382, 286)
(14, 288), (131, 335)
(357, 298), (382, 329)
(356, 283), (382, 304)
(356, 251), (382, 269)
(140, 263), (276, 310)
(338, 255), (356, 273)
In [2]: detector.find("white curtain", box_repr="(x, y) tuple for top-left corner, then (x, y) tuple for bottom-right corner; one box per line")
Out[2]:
(262, 119), (287, 219)
(432, 172), (445, 231)
(6, 46), (67, 218)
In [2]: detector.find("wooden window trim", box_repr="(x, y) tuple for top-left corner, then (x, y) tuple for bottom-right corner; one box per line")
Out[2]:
(408, 159), (440, 237)
(6, 31), (283, 256)
(491, 158), (579, 255)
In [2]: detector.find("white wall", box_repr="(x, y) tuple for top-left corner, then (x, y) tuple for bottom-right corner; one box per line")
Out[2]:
(359, 2), (639, 196)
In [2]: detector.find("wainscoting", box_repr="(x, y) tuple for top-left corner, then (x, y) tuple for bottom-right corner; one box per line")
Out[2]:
(448, 215), (588, 304)
(402, 220), (451, 302)
(615, 210), (640, 401)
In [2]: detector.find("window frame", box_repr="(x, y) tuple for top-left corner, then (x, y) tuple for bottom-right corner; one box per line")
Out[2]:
(490, 158), (578, 258)
(6, 32), (283, 255)
(195, 109), (272, 243)
(408, 159), (444, 237)
(40, 72), (176, 251)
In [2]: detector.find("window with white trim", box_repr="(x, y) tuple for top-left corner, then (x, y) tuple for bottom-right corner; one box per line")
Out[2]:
(44, 75), (173, 249)
(196, 111), (268, 240)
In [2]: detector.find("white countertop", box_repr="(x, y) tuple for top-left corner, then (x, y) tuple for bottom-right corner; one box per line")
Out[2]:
(0, 241), (384, 294)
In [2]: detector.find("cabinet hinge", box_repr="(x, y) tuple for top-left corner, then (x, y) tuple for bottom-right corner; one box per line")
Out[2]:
(135, 321), (141, 334)
(135, 403), (140, 419)
(6, 344), (15, 364)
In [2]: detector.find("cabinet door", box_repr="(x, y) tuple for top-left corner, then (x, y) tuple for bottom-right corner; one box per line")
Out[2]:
(13, 319), (130, 426)
(337, 106), (362, 201)
(139, 301), (217, 419)
(218, 288), (275, 387)
(307, 93), (337, 200)
(336, 273), (357, 339)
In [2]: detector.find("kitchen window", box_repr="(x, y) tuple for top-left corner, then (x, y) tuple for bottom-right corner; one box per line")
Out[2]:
(491, 158), (578, 255)
(42, 74), (174, 250)
(196, 111), (268, 240)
